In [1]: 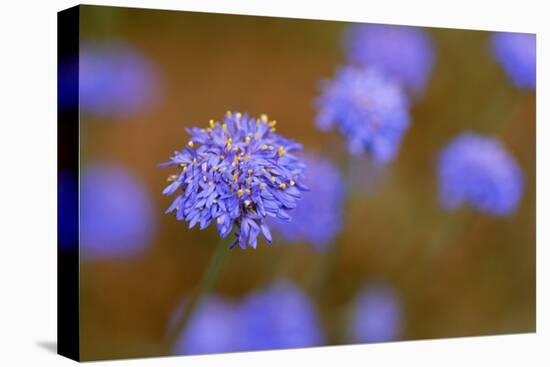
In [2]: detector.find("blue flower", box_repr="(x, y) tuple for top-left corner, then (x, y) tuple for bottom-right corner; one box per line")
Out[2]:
(238, 280), (324, 350)
(58, 172), (78, 251)
(81, 164), (155, 259)
(161, 112), (308, 249)
(270, 153), (345, 251)
(316, 66), (411, 163)
(351, 283), (402, 343)
(344, 24), (435, 95)
(438, 133), (524, 217)
(79, 41), (159, 118)
(491, 32), (536, 90)
(171, 296), (242, 355)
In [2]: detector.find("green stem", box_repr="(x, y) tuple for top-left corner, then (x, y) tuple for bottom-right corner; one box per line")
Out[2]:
(166, 234), (231, 350)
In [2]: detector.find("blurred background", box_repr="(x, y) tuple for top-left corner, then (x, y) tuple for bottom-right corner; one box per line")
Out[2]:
(64, 5), (535, 361)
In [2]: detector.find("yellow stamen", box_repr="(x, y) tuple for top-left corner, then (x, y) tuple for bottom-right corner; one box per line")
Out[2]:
(245, 155), (250, 162)
(246, 177), (251, 184)
(245, 136), (251, 145)
(188, 141), (194, 148)
(245, 188), (251, 195)
(254, 133), (259, 140)
(279, 183), (287, 189)
(261, 144), (268, 150)
(247, 169), (253, 174)
(260, 113), (268, 122)
(237, 189), (243, 197)
(244, 199), (251, 206)
(278, 146), (285, 157)
(226, 111), (232, 118)
(289, 180), (295, 186)
(209, 119), (216, 128)
(269, 120), (277, 127)
(259, 183), (266, 189)
(192, 158), (197, 164)
(270, 127), (276, 133)
(233, 173), (239, 182)
(226, 138), (232, 151)
(217, 217), (223, 224)
(236, 112), (242, 119)
(270, 177), (276, 183)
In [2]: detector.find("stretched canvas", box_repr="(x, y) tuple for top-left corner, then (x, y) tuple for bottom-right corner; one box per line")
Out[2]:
(58, 4), (536, 362)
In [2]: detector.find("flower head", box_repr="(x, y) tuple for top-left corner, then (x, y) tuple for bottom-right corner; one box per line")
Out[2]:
(316, 66), (411, 163)
(239, 280), (324, 350)
(161, 112), (308, 249)
(171, 296), (242, 355)
(81, 164), (155, 259)
(491, 32), (536, 90)
(438, 133), (524, 217)
(79, 41), (159, 118)
(271, 153), (345, 251)
(344, 24), (434, 95)
(351, 283), (402, 343)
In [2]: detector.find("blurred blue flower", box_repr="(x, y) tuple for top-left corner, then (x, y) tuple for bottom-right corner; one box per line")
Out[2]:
(172, 296), (242, 355)
(58, 172), (78, 250)
(438, 133), (524, 217)
(81, 164), (155, 259)
(239, 280), (324, 350)
(491, 32), (536, 90)
(79, 41), (159, 118)
(344, 24), (435, 95)
(316, 66), (411, 163)
(161, 112), (308, 249)
(351, 283), (402, 343)
(271, 153), (345, 251)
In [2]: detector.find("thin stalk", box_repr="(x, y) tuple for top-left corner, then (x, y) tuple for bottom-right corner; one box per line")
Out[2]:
(166, 234), (231, 350)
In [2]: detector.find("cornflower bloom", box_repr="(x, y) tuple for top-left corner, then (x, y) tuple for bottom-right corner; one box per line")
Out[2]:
(438, 133), (524, 216)
(161, 112), (308, 249)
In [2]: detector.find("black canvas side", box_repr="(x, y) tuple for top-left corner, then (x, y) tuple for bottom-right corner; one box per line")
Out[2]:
(57, 5), (80, 362)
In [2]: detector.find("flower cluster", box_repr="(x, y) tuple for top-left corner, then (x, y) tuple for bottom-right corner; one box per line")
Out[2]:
(351, 283), (402, 343)
(491, 32), (536, 90)
(438, 133), (524, 217)
(171, 281), (323, 355)
(161, 112), (308, 249)
(172, 296), (242, 355)
(271, 153), (346, 251)
(237, 280), (324, 350)
(344, 24), (434, 95)
(316, 66), (411, 163)
(79, 41), (159, 118)
(81, 164), (155, 259)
